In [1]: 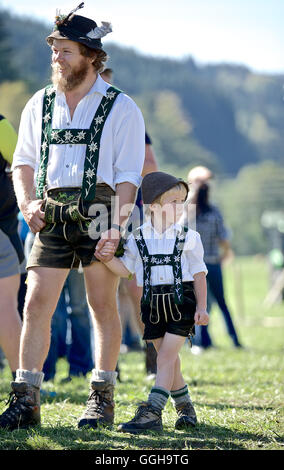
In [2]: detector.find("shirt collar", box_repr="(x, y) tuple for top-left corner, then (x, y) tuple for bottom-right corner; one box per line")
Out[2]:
(87, 73), (109, 97)
(141, 219), (183, 237)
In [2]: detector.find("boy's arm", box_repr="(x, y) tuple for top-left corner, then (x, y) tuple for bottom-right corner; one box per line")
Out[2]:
(95, 241), (133, 278)
(193, 272), (209, 325)
(105, 257), (132, 278)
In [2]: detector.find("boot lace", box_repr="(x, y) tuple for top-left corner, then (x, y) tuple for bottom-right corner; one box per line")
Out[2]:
(86, 390), (110, 416)
(131, 402), (160, 422)
(0, 391), (29, 425)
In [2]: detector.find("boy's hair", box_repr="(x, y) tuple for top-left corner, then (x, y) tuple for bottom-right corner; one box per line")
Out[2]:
(144, 183), (186, 216)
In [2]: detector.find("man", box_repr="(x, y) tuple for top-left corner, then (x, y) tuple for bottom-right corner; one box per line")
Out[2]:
(0, 4), (145, 431)
(187, 166), (242, 352)
(100, 66), (158, 376)
(0, 115), (23, 379)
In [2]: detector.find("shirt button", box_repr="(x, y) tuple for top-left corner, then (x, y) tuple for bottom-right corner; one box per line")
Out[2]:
(160, 277), (163, 280)
(67, 122), (70, 126)
(66, 164), (69, 168)
(69, 144), (72, 148)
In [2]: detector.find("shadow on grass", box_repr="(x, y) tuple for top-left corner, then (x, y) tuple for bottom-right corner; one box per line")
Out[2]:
(195, 401), (276, 411)
(0, 421), (282, 451)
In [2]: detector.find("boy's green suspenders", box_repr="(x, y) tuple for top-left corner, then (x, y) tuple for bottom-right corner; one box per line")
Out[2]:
(134, 227), (189, 305)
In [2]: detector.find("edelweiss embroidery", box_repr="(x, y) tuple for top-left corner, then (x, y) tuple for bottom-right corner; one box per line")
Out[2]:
(36, 85), (121, 201)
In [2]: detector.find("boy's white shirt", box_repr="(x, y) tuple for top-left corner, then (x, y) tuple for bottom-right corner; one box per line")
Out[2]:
(120, 219), (208, 287)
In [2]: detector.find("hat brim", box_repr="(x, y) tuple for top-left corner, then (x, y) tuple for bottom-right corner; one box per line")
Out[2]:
(154, 180), (189, 203)
(46, 29), (104, 51)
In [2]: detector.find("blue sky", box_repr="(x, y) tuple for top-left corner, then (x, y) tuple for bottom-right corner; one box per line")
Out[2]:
(1, 0), (283, 74)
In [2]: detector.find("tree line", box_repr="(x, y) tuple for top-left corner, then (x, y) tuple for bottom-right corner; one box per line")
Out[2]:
(1, 8), (284, 255)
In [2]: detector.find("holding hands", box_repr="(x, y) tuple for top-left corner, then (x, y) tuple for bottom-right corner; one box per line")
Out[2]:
(95, 237), (117, 262)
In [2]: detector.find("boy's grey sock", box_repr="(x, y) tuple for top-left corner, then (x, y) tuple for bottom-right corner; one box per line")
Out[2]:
(91, 369), (118, 386)
(148, 386), (170, 411)
(170, 384), (191, 407)
(15, 369), (44, 388)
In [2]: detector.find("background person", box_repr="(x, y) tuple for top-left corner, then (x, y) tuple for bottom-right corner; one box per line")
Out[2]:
(0, 114), (23, 378)
(101, 66), (159, 377)
(187, 166), (242, 351)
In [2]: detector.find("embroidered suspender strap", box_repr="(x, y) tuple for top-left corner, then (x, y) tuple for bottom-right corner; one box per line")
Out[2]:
(135, 226), (189, 305)
(36, 85), (122, 201)
(81, 86), (121, 201)
(36, 85), (56, 199)
(134, 230), (152, 305)
(172, 226), (188, 304)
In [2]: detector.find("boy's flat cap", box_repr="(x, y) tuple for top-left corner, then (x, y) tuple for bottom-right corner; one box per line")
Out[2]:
(141, 171), (188, 205)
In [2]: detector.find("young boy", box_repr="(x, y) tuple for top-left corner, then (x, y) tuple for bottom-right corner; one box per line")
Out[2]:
(96, 171), (209, 433)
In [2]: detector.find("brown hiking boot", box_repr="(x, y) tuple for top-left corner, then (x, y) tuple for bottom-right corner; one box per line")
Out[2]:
(175, 400), (197, 429)
(0, 381), (41, 431)
(118, 402), (162, 434)
(78, 380), (115, 429)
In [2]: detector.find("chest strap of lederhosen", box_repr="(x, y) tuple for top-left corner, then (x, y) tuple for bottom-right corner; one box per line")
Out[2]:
(36, 85), (122, 202)
(134, 226), (189, 305)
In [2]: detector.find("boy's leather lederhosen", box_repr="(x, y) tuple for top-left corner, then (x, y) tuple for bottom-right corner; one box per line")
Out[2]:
(134, 227), (196, 340)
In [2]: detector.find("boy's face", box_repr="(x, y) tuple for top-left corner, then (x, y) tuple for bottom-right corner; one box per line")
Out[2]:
(150, 186), (187, 225)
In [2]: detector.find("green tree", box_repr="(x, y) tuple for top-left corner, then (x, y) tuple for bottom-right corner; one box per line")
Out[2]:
(215, 161), (284, 255)
(0, 10), (16, 82)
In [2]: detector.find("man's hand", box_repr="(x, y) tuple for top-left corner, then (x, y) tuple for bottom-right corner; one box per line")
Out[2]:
(22, 199), (46, 234)
(194, 309), (209, 326)
(95, 228), (121, 262)
(95, 240), (116, 262)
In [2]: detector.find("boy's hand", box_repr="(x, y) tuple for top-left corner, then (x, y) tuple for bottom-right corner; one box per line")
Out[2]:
(95, 240), (116, 262)
(95, 228), (120, 262)
(194, 309), (209, 326)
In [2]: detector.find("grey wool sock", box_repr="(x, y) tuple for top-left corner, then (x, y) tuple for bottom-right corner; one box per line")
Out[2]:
(15, 369), (44, 388)
(170, 384), (191, 407)
(148, 386), (170, 411)
(91, 369), (117, 386)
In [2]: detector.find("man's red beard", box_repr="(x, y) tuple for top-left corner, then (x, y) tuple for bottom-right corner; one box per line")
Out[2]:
(51, 58), (90, 91)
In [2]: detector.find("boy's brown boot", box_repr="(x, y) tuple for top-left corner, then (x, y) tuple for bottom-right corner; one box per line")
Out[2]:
(175, 401), (197, 429)
(78, 380), (115, 429)
(0, 381), (41, 431)
(118, 402), (162, 434)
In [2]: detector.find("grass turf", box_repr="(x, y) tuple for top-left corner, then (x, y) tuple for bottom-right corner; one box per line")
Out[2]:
(0, 256), (283, 451)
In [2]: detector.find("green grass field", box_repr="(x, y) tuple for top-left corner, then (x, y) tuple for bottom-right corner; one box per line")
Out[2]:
(0, 256), (283, 451)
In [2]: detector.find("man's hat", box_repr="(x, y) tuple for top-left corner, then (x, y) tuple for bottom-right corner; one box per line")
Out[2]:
(142, 172), (189, 205)
(46, 2), (112, 51)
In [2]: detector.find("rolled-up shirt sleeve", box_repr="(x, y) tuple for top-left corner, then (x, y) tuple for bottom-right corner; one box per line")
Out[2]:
(184, 231), (208, 277)
(113, 96), (145, 188)
(12, 96), (39, 171)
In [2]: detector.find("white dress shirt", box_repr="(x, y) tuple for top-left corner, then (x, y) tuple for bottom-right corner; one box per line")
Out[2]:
(120, 220), (208, 287)
(12, 74), (145, 191)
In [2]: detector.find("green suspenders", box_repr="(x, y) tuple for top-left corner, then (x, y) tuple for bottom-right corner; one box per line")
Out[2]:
(36, 85), (121, 201)
(134, 227), (189, 305)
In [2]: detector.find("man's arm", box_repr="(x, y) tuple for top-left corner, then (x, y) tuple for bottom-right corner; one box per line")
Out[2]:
(142, 143), (158, 177)
(95, 181), (137, 262)
(13, 165), (46, 233)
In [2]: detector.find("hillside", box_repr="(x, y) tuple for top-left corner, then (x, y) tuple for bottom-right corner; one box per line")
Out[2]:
(1, 9), (284, 177)
(1, 9), (284, 255)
